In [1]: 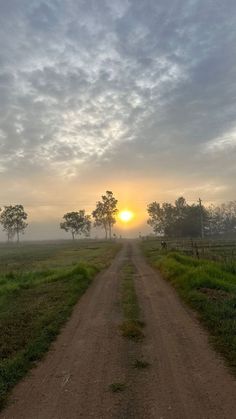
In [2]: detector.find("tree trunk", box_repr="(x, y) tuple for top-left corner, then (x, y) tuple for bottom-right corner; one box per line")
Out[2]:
(17, 229), (19, 243)
(72, 231), (75, 240)
(109, 223), (112, 240)
(104, 223), (108, 240)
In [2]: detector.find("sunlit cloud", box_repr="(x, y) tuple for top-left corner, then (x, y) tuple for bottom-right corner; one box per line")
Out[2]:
(205, 129), (236, 152)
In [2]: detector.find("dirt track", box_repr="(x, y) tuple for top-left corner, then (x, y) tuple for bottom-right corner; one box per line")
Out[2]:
(1, 242), (236, 419)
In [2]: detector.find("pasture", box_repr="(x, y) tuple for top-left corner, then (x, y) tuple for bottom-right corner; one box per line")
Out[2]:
(0, 240), (120, 408)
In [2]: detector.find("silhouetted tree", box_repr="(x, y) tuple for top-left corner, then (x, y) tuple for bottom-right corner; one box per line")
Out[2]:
(147, 202), (165, 235)
(206, 201), (236, 236)
(60, 210), (91, 240)
(92, 191), (118, 239)
(147, 197), (206, 238)
(0, 205), (28, 242)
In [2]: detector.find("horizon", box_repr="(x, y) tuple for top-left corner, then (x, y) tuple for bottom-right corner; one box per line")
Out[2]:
(0, 193), (235, 241)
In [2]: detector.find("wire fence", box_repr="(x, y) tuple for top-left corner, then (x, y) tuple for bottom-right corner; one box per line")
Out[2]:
(144, 237), (236, 265)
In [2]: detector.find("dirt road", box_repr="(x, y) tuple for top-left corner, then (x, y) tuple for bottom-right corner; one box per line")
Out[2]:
(1, 242), (236, 419)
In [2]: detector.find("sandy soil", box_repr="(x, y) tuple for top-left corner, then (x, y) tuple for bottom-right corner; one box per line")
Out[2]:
(1, 242), (236, 419)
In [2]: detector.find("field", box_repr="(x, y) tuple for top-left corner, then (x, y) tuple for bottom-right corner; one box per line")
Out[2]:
(0, 240), (120, 408)
(141, 238), (236, 372)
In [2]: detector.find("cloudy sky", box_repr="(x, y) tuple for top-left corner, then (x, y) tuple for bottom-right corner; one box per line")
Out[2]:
(0, 0), (236, 238)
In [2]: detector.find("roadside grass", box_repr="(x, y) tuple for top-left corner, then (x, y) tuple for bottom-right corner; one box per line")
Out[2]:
(141, 241), (236, 373)
(120, 263), (144, 341)
(0, 240), (121, 409)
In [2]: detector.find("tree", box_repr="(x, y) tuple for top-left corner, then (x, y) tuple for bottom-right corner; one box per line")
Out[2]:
(206, 201), (236, 236)
(92, 201), (108, 239)
(147, 197), (206, 238)
(60, 210), (91, 240)
(92, 191), (118, 239)
(147, 202), (165, 235)
(0, 205), (28, 242)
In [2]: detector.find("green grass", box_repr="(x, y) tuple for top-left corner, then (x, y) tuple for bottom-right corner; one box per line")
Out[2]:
(0, 240), (120, 273)
(141, 240), (236, 373)
(0, 240), (121, 409)
(120, 263), (144, 341)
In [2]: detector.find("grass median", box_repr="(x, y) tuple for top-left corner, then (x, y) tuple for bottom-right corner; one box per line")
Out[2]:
(120, 263), (144, 341)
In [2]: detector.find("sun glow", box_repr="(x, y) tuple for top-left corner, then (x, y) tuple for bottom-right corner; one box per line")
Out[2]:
(118, 210), (134, 223)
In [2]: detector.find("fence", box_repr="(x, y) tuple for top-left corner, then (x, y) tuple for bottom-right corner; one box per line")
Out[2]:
(145, 237), (236, 264)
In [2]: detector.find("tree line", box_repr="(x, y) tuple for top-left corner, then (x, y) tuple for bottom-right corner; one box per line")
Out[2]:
(60, 190), (118, 240)
(0, 191), (118, 242)
(147, 197), (236, 238)
(1, 193), (236, 242)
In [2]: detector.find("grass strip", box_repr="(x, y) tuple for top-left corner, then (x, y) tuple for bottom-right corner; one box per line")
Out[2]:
(142, 242), (236, 373)
(120, 263), (144, 341)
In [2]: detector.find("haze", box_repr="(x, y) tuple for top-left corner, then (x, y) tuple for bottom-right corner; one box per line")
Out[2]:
(0, 0), (236, 239)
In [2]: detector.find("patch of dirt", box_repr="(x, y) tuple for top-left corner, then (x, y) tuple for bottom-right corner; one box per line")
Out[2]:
(200, 287), (232, 301)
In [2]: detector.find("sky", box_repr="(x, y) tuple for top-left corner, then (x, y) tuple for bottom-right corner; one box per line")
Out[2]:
(0, 0), (236, 239)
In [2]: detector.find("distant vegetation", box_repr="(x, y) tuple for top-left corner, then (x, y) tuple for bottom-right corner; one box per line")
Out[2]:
(0, 240), (121, 409)
(60, 210), (91, 240)
(0, 205), (28, 242)
(0, 190), (119, 242)
(92, 190), (118, 240)
(60, 190), (118, 240)
(147, 197), (236, 238)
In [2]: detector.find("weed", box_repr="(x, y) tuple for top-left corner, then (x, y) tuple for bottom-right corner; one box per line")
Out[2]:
(133, 359), (150, 369)
(109, 382), (126, 393)
(120, 320), (144, 341)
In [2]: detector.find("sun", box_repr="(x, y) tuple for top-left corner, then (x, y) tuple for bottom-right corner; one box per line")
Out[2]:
(118, 210), (134, 223)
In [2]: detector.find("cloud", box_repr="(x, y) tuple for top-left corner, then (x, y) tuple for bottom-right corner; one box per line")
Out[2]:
(205, 128), (236, 152)
(0, 0), (236, 238)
